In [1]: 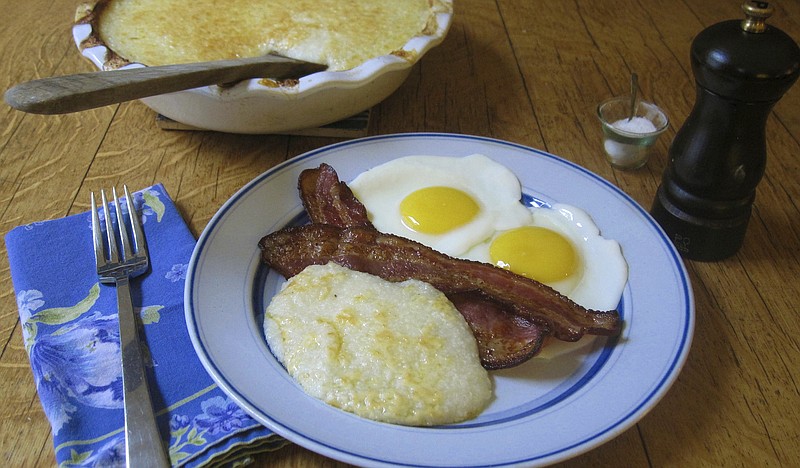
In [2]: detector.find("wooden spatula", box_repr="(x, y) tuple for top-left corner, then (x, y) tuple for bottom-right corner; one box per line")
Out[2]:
(4, 54), (327, 114)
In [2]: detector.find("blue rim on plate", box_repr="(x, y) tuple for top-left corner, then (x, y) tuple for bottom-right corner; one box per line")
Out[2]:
(185, 133), (694, 467)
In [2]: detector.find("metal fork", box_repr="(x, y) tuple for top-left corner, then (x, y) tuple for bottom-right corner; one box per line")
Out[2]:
(91, 186), (170, 468)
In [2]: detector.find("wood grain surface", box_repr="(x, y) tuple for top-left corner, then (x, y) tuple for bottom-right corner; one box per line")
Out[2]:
(2, 1), (799, 467)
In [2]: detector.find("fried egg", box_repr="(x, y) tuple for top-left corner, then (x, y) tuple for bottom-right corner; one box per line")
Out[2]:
(349, 154), (532, 257)
(462, 203), (628, 311)
(350, 154), (628, 311)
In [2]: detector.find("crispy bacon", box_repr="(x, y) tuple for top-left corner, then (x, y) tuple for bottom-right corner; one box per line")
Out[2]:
(259, 224), (621, 342)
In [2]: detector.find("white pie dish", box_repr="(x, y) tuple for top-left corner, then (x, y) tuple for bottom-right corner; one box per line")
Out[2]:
(72, 1), (453, 134)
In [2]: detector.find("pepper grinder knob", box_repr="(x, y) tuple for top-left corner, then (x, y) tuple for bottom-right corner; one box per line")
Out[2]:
(650, 1), (800, 261)
(741, 1), (773, 33)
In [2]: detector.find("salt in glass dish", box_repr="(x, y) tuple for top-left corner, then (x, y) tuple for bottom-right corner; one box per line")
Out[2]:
(597, 96), (669, 170)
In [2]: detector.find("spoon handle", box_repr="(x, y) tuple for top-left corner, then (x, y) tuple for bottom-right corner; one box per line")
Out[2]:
(4, 55), (327, 115)
(628, 72), (639, 120)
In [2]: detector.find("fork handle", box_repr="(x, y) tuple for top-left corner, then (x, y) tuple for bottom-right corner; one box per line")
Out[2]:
(116, 277), (171, 467)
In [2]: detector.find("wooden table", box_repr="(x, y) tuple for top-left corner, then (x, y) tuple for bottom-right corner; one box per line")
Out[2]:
(2, 0), (799, 466)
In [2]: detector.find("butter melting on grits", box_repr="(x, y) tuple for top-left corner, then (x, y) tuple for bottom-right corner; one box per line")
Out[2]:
(264, 262), (493, 426)
(98, 0), (438, 71)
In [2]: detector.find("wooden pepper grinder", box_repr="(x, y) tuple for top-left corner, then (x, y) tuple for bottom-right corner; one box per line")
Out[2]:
(651, 1), (800, 261)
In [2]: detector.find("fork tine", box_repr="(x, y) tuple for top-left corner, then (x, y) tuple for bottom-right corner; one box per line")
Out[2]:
(90, 192), (106, 269)
(113, 187), (133, 261)
(101, 189), (120, 264)
(125, 185), (149, 263)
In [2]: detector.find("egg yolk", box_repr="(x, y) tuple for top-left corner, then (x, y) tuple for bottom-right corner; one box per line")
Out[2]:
(399, 186), (480, 234)
(489, 226), (578, 283)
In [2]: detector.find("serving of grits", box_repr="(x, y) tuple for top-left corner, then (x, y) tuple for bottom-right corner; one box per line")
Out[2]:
(264, 262), (492, 426)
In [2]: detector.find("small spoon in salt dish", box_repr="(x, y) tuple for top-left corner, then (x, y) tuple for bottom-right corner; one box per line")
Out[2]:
(627, 72), (639, 121)
(4, 54), (327, 115)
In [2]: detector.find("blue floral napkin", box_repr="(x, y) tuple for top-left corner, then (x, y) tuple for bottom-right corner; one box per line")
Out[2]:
(5, 184), (286, 467)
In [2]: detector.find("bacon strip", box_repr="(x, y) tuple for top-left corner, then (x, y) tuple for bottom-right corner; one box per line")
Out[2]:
(259, 224), (621, 343)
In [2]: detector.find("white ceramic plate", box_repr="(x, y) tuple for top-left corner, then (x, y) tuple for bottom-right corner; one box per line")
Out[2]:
(185, 133), (694, 467)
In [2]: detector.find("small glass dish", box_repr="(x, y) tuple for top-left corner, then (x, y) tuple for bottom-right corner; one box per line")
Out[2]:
(597, 96), (669, 170)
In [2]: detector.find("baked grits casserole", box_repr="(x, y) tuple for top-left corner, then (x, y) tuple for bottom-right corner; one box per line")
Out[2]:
(95, 0), (440, 72)
(73, 0), (453, 133)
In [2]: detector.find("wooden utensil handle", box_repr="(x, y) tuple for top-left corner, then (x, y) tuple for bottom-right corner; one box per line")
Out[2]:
(4, 55), (326, 114)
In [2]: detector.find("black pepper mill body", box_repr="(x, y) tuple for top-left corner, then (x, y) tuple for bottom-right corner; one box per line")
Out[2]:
(651, 1), (800, 261)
